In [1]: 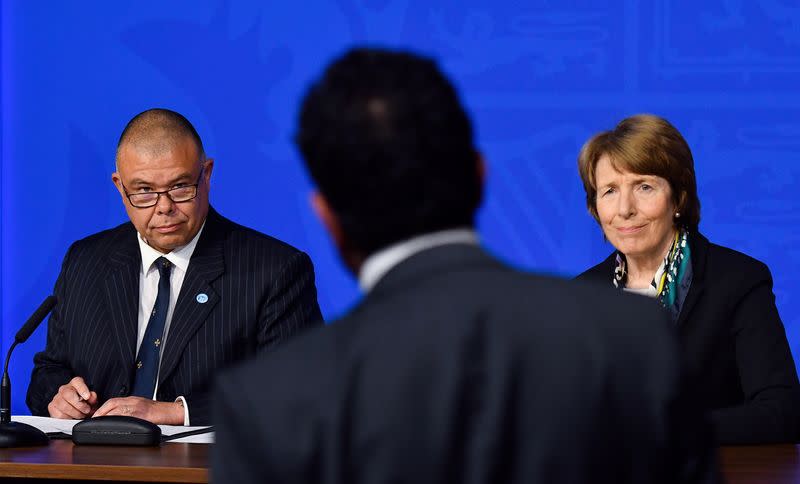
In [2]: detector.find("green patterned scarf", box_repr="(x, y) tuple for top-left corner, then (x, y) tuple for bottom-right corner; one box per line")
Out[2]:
(613, 229), (692, 320)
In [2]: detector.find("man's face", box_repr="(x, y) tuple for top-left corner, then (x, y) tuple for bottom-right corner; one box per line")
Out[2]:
(112, 137), (213, 253)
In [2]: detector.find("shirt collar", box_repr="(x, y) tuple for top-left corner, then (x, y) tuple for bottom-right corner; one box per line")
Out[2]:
(358, 228), (479, 292)
(137, 220), (206, 275)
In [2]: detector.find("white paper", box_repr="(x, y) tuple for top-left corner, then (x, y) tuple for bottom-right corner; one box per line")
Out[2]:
(166, 432), (215, 444)
(12, 415), (79, 433)
(11, 415), (214, 444)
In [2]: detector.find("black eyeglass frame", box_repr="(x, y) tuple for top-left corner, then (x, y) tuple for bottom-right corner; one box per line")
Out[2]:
(121, 168), (205, 209)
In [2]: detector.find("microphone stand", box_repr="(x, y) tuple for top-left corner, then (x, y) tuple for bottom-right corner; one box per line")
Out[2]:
(0, 342), (48, 447)
(0, 297), (56, 447)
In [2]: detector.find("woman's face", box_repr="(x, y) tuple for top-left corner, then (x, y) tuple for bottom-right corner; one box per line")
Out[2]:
(594, 154), (677, 261)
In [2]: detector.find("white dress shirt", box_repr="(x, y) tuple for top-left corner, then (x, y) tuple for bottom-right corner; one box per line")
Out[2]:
(136, 222), (205, 425)
(358, 228), (479, 292)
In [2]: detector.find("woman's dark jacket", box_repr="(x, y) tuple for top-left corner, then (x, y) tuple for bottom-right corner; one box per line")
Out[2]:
(577, 232), (800, 444)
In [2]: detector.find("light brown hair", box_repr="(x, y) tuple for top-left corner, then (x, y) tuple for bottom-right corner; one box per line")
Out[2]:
(577, 114), (700, 231)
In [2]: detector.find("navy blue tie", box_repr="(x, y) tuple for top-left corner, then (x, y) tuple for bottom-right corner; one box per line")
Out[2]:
(132, 257), (172, 398)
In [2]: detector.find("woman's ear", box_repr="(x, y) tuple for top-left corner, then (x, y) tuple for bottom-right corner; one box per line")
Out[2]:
(674, 190), (688, 223)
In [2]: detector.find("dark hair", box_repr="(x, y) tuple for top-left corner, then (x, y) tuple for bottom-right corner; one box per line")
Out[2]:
(577, 114), (701, 232)
(295, 47), (481, 255)
(117, 108), (205, 162)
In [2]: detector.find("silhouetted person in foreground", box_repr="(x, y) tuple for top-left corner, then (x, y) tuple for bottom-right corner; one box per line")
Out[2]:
(212, 48), (718, 484)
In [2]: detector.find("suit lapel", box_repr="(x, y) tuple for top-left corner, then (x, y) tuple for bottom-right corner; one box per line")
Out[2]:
(676, 232), (709, 327)
(103, 226), (141, 372)
(158, 211), (225, 385)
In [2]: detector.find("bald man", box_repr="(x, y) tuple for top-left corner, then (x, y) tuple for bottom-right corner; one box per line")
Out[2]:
(26, 108), (323, 425)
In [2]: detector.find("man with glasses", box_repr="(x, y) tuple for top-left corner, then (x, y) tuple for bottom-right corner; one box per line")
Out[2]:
(26, 108), (323, 425)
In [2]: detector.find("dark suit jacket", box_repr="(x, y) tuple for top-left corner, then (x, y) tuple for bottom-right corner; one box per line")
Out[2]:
(213, 244), (717, 484)
(27, 207), (323, 424)
(578, 232), (800, 444)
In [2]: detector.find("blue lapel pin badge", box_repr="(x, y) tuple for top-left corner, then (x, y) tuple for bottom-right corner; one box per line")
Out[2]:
(196, 293), (209, 304)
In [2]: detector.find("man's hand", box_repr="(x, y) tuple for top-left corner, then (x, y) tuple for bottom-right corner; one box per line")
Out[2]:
(93, 396), (184, 425)
(47, 376), (98, 419)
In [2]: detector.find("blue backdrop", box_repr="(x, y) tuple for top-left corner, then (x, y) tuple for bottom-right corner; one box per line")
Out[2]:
(2, 1), (798, 415)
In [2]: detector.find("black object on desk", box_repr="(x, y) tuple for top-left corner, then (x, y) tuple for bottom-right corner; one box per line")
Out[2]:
(72, 416), (162, 446)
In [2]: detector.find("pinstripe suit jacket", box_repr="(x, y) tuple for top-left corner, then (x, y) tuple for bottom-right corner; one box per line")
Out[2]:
(26, 207), (323, 424)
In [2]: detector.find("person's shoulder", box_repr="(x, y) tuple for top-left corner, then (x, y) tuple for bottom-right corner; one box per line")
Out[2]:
(65, 221), (135, 257)
(701, 234), (772, 281)
(554, 275), (676, 369)
(212, 210), (309, 260)
(707, 241), (768, 272)
(502, 269), (673, 357)
(217, 262), (672, 416)
(574, 252), (616, 283)
(71, 220), (134, 246)
(397, 263), (676, 388)
(218, 322), (334, 406)
(429, 259), (668, 345)
(530, 271), (666, 327)
(51, 222), (136, 278)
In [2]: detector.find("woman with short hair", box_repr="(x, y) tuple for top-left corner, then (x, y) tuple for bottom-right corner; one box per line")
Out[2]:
(576, 114), (800, 444)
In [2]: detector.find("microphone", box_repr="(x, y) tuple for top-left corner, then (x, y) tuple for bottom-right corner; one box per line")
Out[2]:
(12, 295), (58, 348)
(0, 296), (57, 447)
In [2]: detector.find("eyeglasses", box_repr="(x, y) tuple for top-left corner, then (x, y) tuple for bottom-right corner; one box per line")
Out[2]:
(121, 170), (204, 208)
